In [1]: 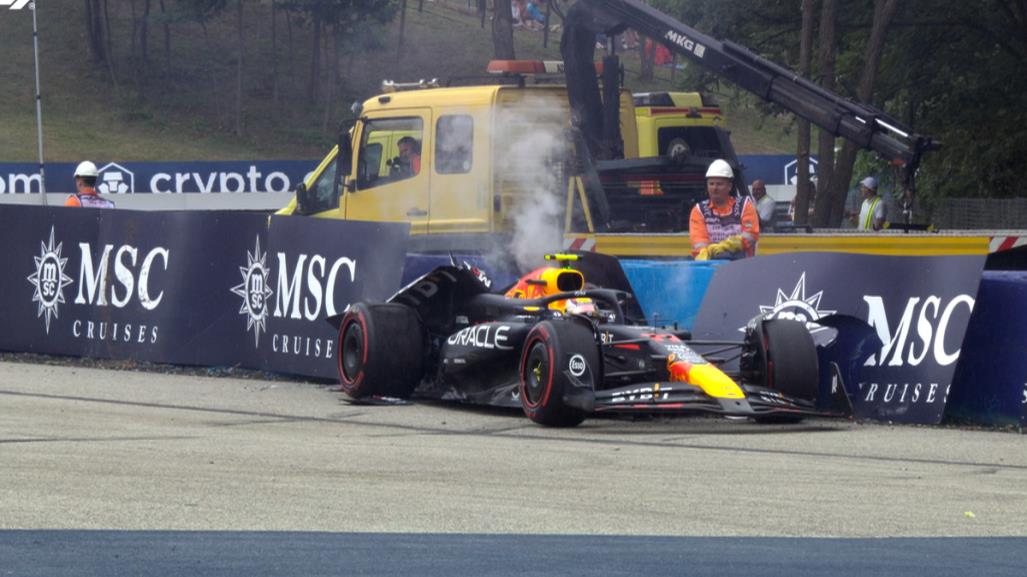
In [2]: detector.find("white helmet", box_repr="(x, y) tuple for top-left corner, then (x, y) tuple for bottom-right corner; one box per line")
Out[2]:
(74, 161), (99, 178)
(705, 159), (734, 180)
(860, 176), (878, 190)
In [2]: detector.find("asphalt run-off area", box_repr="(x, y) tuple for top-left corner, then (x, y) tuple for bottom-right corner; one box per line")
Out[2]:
(1, 361), (1025, 575)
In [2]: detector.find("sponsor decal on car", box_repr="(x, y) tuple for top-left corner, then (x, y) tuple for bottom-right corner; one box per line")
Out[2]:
(568, 354), (587, 377)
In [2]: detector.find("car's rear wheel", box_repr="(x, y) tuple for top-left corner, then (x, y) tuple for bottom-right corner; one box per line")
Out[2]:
(337, 302), (424, 399)
(519, 320), (596, 427)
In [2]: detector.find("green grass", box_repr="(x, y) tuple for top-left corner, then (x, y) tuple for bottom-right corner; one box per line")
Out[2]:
(0, 2), (794, 163)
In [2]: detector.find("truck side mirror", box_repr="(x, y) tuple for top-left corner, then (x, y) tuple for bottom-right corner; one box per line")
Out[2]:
(336, 119), (355, 192)
(294, 182), (310, 214)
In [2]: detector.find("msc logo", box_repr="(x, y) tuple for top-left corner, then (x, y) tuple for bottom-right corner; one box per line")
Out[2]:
(231, 236), (274, 346)
(26, 227), (73, 334)
(2, 1), (33, 10)
(747, 272), (835, 333)
(97, 162), (134, 194)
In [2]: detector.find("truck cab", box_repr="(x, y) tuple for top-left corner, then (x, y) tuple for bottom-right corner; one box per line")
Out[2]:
(279, 81), (641, 237)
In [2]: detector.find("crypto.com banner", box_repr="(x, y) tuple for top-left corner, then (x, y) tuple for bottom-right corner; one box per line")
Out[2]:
(0, 205), (408, 379)
(693, 253), (987, 424)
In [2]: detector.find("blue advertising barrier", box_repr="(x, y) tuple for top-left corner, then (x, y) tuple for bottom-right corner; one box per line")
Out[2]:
(2, 157), (802, 194)
(1, 205), (409, 379)
(0, 161), (318, 194)
(946, 271), (1027, 428)
(738, 155), (818, 186)
(692, 253), (986, 425)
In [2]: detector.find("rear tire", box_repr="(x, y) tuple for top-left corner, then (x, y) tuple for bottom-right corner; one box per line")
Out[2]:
(337, 302), (424, 399)
(519, 320), (597, 427)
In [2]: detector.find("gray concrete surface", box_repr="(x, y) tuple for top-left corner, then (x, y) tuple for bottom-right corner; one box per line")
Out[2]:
(1, 360), (1025, 537)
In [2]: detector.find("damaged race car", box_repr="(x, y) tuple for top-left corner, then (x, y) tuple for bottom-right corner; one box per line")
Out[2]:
(331, 252), (880, 427)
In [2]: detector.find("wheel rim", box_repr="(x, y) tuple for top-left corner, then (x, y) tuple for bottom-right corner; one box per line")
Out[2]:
(523, 342), (551, 408)
(341, 321), (365, 383)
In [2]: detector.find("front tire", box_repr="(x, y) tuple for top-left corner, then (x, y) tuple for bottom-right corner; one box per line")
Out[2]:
(519, 320), (597, 427)
(337, 302), (424, 399)
(748, 319), (819, 423)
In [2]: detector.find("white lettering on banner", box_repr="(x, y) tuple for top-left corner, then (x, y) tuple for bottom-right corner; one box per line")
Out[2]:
(272, 333), (333, 359)
(0, 173), (43, 193)
(273, 252), (357, 321)
(863, 295), (975, 367)
(71, 320), (159, 344)
(231, 237), (274, 346)
(861, 382), (944, 405)
(149, 167), (294, 193)
(1022, 384), (1027, 405)
(220, 172), (245, 193)
(75, 244), (170, 309)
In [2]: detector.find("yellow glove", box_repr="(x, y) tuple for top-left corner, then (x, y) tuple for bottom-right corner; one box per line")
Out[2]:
(694, 248), (710, 261)
(707, 235), (745, 257)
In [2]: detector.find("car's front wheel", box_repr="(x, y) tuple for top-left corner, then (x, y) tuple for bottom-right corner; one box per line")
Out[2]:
(519, 320), (597, 427)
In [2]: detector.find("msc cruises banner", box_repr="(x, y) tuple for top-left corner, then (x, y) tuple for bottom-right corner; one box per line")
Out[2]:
(0, 205), (408, 379)
(693, 253), (987, 424)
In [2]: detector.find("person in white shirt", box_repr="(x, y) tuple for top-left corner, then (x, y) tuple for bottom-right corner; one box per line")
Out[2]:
(750, 179), (776, 228)
(852, 176), (886, 230)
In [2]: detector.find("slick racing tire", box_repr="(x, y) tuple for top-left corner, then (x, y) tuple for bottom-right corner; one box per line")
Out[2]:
(337, 302), (424, 399)
(519, 320), (597, 427)
(762, 319), (819, 399)
(755, 319), (819, 423)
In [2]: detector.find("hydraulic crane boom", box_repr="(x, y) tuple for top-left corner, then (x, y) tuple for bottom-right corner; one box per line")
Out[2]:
(562, 0), (936, 180)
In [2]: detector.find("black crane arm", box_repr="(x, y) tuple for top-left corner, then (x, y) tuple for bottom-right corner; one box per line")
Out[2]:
(562, 0), (935, 174)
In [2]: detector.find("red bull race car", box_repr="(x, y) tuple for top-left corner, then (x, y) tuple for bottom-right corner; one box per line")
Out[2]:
(331, 252), (879, 427)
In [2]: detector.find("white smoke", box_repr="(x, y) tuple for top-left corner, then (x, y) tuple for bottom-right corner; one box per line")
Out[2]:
(492, 94), (569, 273)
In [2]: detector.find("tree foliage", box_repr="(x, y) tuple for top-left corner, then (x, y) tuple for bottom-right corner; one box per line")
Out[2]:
(654, 0), (1027, 211)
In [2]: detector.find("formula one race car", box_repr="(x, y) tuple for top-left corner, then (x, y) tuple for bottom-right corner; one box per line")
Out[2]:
(331, 252), (879, 427)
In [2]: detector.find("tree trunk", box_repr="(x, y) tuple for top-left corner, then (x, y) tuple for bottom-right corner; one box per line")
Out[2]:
(397, 0), (408, 61)
(201, 21), (222, 123)
(793, 0), (816, 226)
(492, 0), (515, 60)
(159, 0), (171, 74)
(271, 1), (279, 105)
(103, 0), (118, 88)
(235, 0), (245, 137)
(811, 0), (837, 227)
(307, 16), (322, 105)
(826, 0), (900, 226)
(84, 0), (105, 65)
(323, 24), (341, 137)
(141, 0), (152, 65)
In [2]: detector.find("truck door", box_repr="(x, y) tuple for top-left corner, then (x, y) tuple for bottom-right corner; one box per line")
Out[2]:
(346, 111), (431, 234)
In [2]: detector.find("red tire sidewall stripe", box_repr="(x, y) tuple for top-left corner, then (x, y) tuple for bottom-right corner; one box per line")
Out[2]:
(520, 327), (553, 411)
(338, 311), (368, 394)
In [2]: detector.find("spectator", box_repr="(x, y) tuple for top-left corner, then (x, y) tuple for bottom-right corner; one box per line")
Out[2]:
(851, 176), (886, 230)
(65, 161), (115, 208)
(689, 159), (759, 260)
(750, 178), (775, 228)
(397, 136), (422, 177)
(525, 1), (546, 30)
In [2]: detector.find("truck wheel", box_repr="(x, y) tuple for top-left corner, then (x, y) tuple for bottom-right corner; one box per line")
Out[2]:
(519, 320), (596, 427)
(337, 302), (424, 399)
